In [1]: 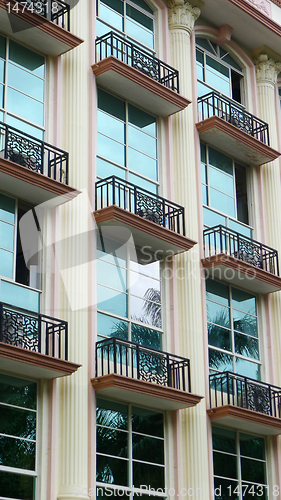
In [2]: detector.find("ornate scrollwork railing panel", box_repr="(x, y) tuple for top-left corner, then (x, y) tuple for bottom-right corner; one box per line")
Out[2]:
(2, 308), (40, 351)
(138, 350), (168, 385)
(136, 192), (164, 225)
(6, 130), (43, 173)
(132, 48), (159, 80)
(245, 381), (271, 415)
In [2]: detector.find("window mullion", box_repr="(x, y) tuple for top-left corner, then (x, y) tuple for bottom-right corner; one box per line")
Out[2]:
(236, 432), (243, 500)
(128, 405), (133, 492)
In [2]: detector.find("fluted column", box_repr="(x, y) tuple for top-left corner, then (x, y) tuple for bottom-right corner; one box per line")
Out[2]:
(168, 3), (210, 499)
(253, 52), (281, 389)
(56, 0), (90, 499)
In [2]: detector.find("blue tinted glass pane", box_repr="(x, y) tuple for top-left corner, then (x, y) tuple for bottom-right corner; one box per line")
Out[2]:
(128, 105), (156, 136)
(9, 41), (44, 78)
(0, 281), (40, 312)
(207, 300), (230, 328)
(126, 19), (154, 48)
(102, 0), (123, 14)
(202, 185), (207, 204)
(131, 324), (162, 349)
(0, 249), (13, 278)
(234, 332), (259, 359)
(196, 62), (204, 81)
(206, 68), (230, 94)
(97, 312), (128, 339)
(233, 310), (258, 337)
(128, 148), (157, 181)
(126, 4), (153, 30)
(96, 19), (111, 37)
(209, 348), (233, 372)
(206, 280), (229, 305)
(196, 49), (204, 64)
(97, 284), (127, 317)
(6, 115), (43, 140)
(212, 426), (236, 453)
(206, 55), (229, 77)
(228, 219), (252, 238)
(98, 89), (125, 121)
(235, 358), (260, 380)
(0, 194), (15, 223)
(128, 126), (156, 157)
(98, 133), (125, 166)
(208, 324), (231, 351)
(96, 157), (126, 179)
(7, 88), (44, 126)
(130, 295), (161, 328)
(98, 110), (125, 143)
(209, 167), (234, 197)
(99, 3), (123, 30)
(8, 63), (44, 101)
(240, 434), (265, 460)
(201, 163), (207, 183)
(209, 188), (235, 217)
(232, 288), (256, 315)
(128, 173), (157, 193)
(0, 60), (4, 83)
(197, 80), (212, 98)
(0, 83), (3, 108)
(220, 52), (242, 72)
(0, 36), (5, 59)
(0, 221), (14, 251)
(209, 147), (232, 174)
(203, 207), (226, 227)
(97, 259), (126, 291)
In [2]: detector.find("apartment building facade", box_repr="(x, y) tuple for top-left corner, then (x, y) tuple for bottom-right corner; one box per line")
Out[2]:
(1, 0), (281, 499)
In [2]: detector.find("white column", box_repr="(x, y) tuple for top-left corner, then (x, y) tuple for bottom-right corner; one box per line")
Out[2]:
(168, 3), (210, 499)
(253, 53), (281, 389)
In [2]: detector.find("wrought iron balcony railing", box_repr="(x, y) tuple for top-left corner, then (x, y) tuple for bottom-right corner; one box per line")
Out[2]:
(0, 302), (68, 360)
(95, 31), (180, 93)
(0, 121), (68, 184)
(197, 91), (270, 145)
(203, 225), (279, 276)
(18, 0), (70, 30)
(95, 176), (186, 235)
(96, 337), (191, 392)
(210, 371), (281, 418)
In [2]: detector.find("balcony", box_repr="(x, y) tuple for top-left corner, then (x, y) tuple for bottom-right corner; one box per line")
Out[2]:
(196, 91), (280, 166)
(208, 371), (281, 436)
(92, 337), (202, 411)
(0, 121), (77, 205)
(94, 176), (196, 264)
(0, 0), (83, 56)
(202, 225), (281, 294)
(92, 31), (190, 117)
(0, 302), (80, 379)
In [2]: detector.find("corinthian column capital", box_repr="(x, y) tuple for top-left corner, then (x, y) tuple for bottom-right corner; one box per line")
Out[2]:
(167, 0), (201, 34)
(253, 52), (281, 85)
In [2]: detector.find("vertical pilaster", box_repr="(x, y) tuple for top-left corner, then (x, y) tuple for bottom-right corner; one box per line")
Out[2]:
(168, 3), (210, 498)
(56, 1), (90, 499)
(253, 53), (281, 388)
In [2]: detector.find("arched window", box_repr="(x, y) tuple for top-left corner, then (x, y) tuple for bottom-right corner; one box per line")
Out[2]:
(96, 0), (155, 51)
(196, 37), (243, 103)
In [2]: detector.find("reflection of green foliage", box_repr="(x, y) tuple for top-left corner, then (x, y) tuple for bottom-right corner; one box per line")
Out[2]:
(142, 288), (161, 328)
(113, 321), (161, 350)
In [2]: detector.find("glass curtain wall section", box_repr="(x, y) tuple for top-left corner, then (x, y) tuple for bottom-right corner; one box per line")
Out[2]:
(0, 375), (37, 500)
(212, 427), (267, 500)
(97, 240), (162, 350)
(201, 143), (251, 238)
(96, 0), (155, 52)
(0, 35), (45, 140)
(97, 88), (158, 194)
(196, 37), (243, 102)
(207, 279), (260, 380)
(96, 399), (166, 499)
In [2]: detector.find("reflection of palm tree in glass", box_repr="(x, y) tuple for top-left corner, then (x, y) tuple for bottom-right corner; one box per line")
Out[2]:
(142, 288), (161, 328)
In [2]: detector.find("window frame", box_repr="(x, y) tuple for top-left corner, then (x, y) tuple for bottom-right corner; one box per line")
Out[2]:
(96, 398), (167, 498)
(207, 279), (262, 380)
(212, 426), (268, 500)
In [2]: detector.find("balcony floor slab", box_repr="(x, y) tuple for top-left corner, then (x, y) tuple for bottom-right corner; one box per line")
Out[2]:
(207, 405), (281, 436)
(196, 116), (280, 166)
(0, 0), (83, 56)
(0, 342), (80, 379)
(94, 205), (196, 264)
(92, 56), (190, 117)
(92, 374), (203, 411)
(0, 157), (79, 206)
(202, 253), (281, 294)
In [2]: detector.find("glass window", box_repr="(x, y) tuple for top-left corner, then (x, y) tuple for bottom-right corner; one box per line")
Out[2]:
(201, 143), (251, 235)
(96, 400), (165, 497)
(97, 244), (162, 349)
(0, 375), (37, 500)
(207, 279), (260, 379)
(196, 37), (243, 103)
(97, 0), (155, 50)
(97, 89), (158, 193)
(212, 428), (267, 499)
